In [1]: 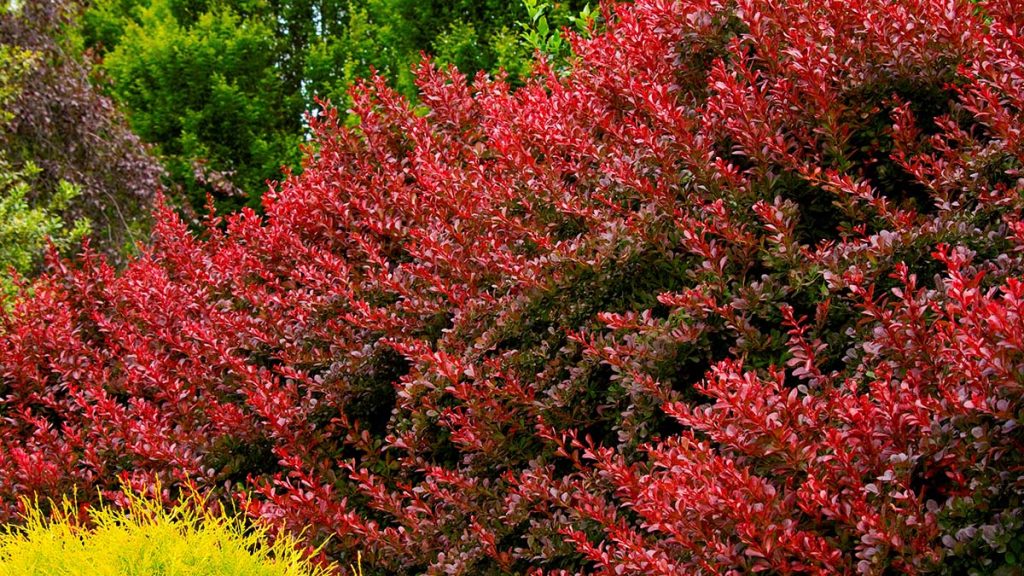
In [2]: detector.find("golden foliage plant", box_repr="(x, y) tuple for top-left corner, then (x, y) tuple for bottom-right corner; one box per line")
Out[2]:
(0, 488), (336, 576)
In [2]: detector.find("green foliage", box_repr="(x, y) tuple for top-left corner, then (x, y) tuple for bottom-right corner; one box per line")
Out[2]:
(302, 0), (413, 104)
(490, 24), (533, 81)
(511, 0), (598, 75)
(0, 163), (90, 298)
(92, 0), (302, 213)
(0, 46), (30, 121)
(0, 488), (334, 576)
(432, 19), (486, 75)
(398, 0), (592, 82)
(0, 42), (89, 301)
(520, 0), (570, 61)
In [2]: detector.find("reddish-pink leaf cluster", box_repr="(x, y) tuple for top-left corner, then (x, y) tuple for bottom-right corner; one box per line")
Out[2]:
(2, 0), (1023, 573)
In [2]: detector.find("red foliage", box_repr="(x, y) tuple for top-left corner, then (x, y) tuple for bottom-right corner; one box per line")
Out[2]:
(2, 0), (1024, 574)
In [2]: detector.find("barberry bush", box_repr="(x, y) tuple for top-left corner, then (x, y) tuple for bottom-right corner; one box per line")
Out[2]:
(1, 0), (1023, 574)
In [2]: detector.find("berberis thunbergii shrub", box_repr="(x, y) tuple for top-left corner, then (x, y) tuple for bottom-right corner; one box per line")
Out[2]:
(1, 0), (1023, 574)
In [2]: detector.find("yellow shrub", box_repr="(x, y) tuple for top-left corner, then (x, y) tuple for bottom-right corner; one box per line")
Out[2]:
(0, 489), (336, 576)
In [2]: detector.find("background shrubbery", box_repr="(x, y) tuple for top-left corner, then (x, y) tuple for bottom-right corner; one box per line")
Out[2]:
(0, 1), (161, 263)
(1, 0), (1023, 574)
(0, 35), (90, 299)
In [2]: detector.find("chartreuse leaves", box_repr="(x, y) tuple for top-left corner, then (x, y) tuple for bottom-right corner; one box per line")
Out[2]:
(0, 488), (334, 576)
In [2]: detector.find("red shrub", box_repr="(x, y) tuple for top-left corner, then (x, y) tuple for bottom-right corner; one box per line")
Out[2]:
(2, 0), (1023, 574)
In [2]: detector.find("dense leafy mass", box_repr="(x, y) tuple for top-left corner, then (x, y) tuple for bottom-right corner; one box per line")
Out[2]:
(0, 38), (90, 299)
(81, 0), (587, 213)
(1, 0), (1023, 574)
(0, 1), (161, 262)
(0, 487), (333, 576)
(82, 0), (306, 213)
(0, 162), (90, 300)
